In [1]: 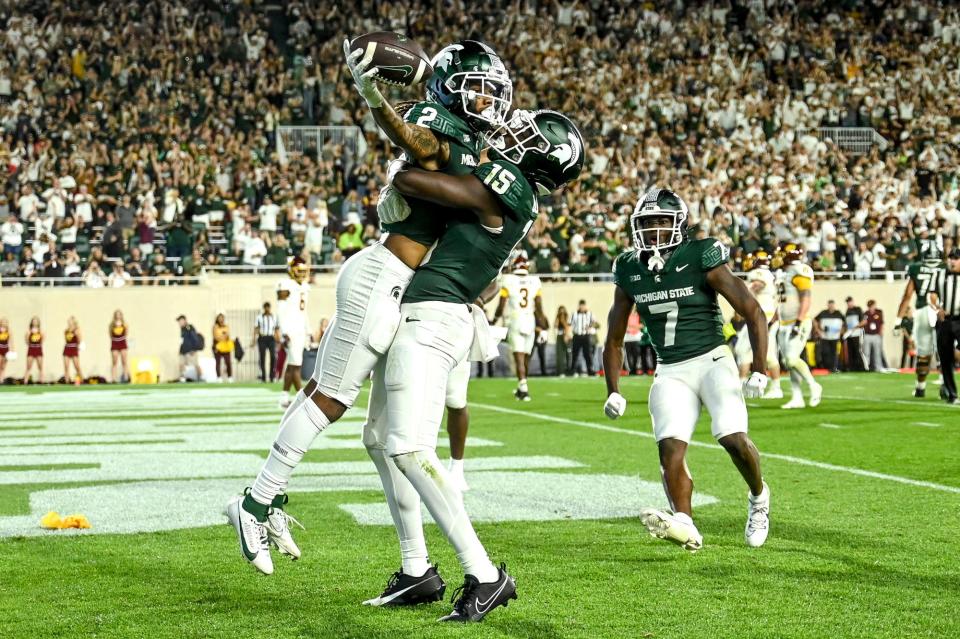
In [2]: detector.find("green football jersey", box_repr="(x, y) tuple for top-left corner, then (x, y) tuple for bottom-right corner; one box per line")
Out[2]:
(907, 262), (938, 308)
(612, 238), (730, 364)
(380, 101), (481, 247)
(404, 160), (538, 305)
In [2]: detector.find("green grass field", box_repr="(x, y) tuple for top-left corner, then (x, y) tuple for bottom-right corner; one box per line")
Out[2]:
(0, 374), (957, 638)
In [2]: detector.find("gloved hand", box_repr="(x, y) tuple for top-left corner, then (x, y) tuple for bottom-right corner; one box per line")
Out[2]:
(377, 159), (412, 224)
(604, 392), (627, 420)
(892, 317), (903, 337)
(343, 38), (384, 107)
(742, 371), (769, 399)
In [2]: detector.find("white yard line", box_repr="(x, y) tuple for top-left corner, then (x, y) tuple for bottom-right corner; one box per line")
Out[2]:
(818, 423), (843, 429)
(471, 403), (960, 495)
(911, 422), (942, 428)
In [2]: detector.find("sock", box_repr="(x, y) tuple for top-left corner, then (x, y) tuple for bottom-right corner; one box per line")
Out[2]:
(673, 511), (695, 526)
(793, 360), (817, 387)
(789, 369), (803, 399)
(251, 399), (330, 506)
(367, 447), (429, 577)
(393, 450), (498, 583)
(917, 381), (927, 390)
(518, 378), (528, 392)
(241, 492), (270, 522)
(280, 390), (290, 402)
(449, 458), (465, 475)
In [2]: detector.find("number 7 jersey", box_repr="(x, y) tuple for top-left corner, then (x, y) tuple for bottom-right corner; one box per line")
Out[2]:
(612, 239), (729, 364)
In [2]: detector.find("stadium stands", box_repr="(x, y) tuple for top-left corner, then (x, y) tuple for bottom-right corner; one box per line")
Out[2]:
(1, 0), (959, 285)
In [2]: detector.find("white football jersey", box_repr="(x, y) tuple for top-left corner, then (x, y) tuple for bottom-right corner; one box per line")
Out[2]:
(747, 268), (778, 321)
(500, 273), (542, 326)
(277, 277), (310, 338)
(777, 262), (814, 323)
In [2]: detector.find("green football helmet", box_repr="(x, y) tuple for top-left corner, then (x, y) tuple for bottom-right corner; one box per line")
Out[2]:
(630, 187), (690, 252)
(426, 40), (512, 131)
(488, 109), (585, 194)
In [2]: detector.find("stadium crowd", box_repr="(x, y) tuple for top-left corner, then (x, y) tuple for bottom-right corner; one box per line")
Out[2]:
(2, 0), (960, 285)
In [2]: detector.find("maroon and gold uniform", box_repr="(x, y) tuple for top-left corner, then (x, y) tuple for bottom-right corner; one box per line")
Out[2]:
(63, 329), (80, 357)
(27, 330), (43, 358)
(0, 329), (9, 357)
(110, 322), (128, 351)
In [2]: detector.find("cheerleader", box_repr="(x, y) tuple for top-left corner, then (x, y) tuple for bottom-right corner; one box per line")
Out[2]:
(0, 318), (10, 381)
(63, 316), (83, 384)
(24, 316), (43, 383)
(110, 310), (131, 383)
(212, 313), (234, 382)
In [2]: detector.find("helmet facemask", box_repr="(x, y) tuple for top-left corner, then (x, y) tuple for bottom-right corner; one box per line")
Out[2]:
(446, 71), (512, 130)
(630, 209), (687, 254)
(486, 110), (551, 165)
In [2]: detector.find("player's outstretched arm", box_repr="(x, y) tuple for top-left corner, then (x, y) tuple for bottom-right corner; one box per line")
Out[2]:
(392, 168), (504, 229)
(343, 40), (449, 170)
(707, 265), (767, 374)
(603, 286), (633, 397)
(894, 278), (915, 334)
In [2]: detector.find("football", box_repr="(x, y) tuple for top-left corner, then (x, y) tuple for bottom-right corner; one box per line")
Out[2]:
(348, 31), (433, 87)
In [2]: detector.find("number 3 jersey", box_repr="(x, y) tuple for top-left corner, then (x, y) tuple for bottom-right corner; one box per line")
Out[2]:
(612, 239), (729, 364)
(499, 272), (543, 334)
(403, 160), (539, 305)
(276, 277), (310, 339)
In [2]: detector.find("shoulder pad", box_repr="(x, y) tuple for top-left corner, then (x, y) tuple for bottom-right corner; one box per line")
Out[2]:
(699, 238), (730, 271)
(403, 101), (478, 152)
(473, 161), (537, 221)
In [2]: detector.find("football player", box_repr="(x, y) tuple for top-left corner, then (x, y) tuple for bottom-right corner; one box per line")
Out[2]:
(226, 40), (513, 577)
(776, 243), (823, 409)
(276, 256), (310, 408)
(734, 251), (783, 398)
(362, 109), (584, 621)
(603, 187), (771, 552)
(894, 242), (943, 397)
(493, 253), (547, 401)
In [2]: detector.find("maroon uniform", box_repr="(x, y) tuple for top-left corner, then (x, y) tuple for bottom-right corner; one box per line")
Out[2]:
(111, 323), (128, 351)
(63, 329), (79, 357)
(0, 329), (9, 357)
(27, 330), (43, 358)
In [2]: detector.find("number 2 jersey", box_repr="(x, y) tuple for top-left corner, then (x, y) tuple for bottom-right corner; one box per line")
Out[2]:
(403, 160), (539, 305)
(380, 101), (481, 248)
(500, 272), (543, 334)
(613, 238), (730, 364)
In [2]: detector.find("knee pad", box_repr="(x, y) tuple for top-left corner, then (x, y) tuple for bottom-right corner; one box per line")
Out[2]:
(917, 356), (931, 376)
(787, 356), (805, 369)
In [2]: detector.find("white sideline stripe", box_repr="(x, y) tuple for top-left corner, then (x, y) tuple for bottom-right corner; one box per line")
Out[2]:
(824, 394), (952, 409)
(818, 423), (842, 429)
(911, 422), (941, 428)
(470, 403), (960, 495)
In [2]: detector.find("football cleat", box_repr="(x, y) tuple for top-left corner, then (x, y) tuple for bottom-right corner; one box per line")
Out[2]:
(762, 385), (784, 399)
(781, 397), (805, 410)
(226, 495), (273, 575)
(438, 564), (517, 622)
(363, 565), (446, 607)
(745, 482), (770, 548)
(639, 508), (703, 552)
(518, 390), (531, 402)
(914, 387), (925, 398)
(265, 493), (304, 560)
(809, 383), (823, 407)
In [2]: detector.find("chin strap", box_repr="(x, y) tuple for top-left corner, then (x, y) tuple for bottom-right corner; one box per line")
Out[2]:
(647, 248), (666, 272)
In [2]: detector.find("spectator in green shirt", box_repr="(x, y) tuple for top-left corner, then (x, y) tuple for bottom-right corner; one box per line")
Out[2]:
(337, 213), (363, 260)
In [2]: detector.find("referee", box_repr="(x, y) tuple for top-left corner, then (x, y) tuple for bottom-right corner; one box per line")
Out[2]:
(253, 302), (279, 383)
(932, 248), (960, 404)
(568, 299), (600, 376)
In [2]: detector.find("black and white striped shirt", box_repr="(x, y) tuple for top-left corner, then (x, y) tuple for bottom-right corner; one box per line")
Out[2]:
(255, 312), (277, 337)
(571, 310), (595, 336)
(934, 268), (960, 318)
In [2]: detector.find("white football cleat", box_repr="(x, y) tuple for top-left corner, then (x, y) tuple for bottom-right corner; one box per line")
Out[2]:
(640, 508), (703, 552)
(781, 396), (805, 410)
(745, 482), (770, 548)
(265, 494), (304, 560)
(226, 495), (274, 575)
(809, 383), (823, 407)
(763, 385), (784, 399)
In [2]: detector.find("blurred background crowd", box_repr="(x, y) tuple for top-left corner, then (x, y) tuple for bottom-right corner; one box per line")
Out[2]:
(2, 0), (960, 285)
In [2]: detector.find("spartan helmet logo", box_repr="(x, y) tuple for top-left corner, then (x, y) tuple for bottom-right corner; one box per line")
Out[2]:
(431, 44), (464, 73)
(549, 132), (582, 170)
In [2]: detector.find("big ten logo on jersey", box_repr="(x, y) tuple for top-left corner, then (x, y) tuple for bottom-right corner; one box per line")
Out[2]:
(0, 388), (721, 537)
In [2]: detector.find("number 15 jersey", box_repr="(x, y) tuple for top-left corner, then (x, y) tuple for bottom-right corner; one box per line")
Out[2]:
(613, 238), (729, 364)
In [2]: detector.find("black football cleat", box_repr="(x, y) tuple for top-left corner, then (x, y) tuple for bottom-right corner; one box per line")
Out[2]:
(363, 566), (446, 607)
(914, 387), (925, 398)
(438, 564), (517, 623)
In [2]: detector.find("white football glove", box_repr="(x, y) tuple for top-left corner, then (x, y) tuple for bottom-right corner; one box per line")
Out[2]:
(377, 159), (412, 224)
(742, 372), (769, 399)
(604, 392), (627, 420)
(342, 38), (383, 107)
(892, 317), (902, 337)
